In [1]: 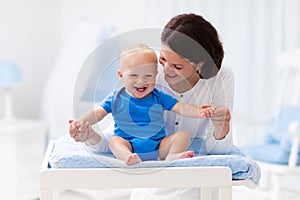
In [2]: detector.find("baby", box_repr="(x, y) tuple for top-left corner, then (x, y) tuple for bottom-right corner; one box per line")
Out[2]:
(69, 44), (215, 165)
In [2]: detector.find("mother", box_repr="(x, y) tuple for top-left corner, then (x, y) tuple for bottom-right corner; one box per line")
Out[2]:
(157, 13), (233, 154)
(131, 13), (234, 199)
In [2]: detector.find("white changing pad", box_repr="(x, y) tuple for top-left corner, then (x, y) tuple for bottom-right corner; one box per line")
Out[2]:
(49, 135), (261, 185)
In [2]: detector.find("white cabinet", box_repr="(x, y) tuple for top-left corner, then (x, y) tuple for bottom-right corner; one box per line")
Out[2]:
(0, 119), (47, 200)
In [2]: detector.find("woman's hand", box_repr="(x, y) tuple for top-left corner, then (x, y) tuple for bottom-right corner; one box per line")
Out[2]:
(210, 107), (231, 140)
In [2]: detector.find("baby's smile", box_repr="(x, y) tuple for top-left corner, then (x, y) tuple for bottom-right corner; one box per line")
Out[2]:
(134, 85), (147, 93)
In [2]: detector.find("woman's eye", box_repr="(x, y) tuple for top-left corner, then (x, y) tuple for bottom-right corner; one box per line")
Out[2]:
(173, 64), (182, 70)
(159, 56), (182, 70)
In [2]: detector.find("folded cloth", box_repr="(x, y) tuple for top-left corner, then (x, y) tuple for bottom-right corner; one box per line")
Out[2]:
(49, 135), (261, 185)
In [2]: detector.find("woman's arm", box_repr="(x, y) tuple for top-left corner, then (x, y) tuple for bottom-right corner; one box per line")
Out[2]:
(205, 67), (234, 154)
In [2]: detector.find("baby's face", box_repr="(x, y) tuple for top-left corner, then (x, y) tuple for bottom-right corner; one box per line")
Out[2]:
(119, 53), (158, 98)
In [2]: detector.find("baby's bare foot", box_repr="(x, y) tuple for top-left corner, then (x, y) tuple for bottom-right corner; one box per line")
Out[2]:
(125, 153), (142, 165)
(165, 150), (195, 161)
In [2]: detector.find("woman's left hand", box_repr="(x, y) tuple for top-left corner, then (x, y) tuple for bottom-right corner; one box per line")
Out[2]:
(211, 107), (231, 140)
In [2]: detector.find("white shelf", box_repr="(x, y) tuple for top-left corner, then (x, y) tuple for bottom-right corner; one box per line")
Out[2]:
(0, 119), (48, 200)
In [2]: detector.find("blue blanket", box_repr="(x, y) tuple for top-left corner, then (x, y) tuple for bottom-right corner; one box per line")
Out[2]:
(49, 135), (261, 185)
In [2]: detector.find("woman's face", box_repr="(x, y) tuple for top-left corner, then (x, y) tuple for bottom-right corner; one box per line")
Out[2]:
(159, 45), (201, 93)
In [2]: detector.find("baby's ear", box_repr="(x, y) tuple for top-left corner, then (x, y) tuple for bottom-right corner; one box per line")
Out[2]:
(117, 69), (123, 78)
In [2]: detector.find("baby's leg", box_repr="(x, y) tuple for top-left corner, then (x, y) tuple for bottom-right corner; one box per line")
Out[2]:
(165, 150), (194, 161)
(159, 130), (194, 161)
(125, 153), (142, 166)
(109, 136), (142, 165)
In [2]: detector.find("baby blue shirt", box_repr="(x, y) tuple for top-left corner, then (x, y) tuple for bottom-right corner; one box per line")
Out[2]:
(100, 87), (178, 160)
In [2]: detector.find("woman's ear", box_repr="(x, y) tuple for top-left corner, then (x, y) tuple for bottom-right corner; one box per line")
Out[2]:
(195, 61), (205, 73)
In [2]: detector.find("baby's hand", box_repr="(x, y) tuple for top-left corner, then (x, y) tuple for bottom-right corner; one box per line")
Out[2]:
(69, 120), (78, 135)
(69, 120), (85, 142)
(200, 104), (215, 118)
(69, 120), (97, 143)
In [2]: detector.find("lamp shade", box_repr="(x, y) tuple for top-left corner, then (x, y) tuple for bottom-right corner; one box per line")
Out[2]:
(0, 62), (21, 88)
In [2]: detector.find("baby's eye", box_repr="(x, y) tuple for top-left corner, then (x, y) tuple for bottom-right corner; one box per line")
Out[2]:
(129, 74), (138, 77)
(145, 74), (153, 78)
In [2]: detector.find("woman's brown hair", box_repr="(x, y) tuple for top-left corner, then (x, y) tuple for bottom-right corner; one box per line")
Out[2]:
(161, 13), (224, 79)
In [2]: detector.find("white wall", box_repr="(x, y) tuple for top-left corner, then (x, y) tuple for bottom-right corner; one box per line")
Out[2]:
(0, 0), (158, 119)
(60, 0), (150, 39)
(0, 0), (60, 119)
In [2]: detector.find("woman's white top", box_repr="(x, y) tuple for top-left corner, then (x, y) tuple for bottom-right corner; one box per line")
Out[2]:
(157, 66), (235, 154)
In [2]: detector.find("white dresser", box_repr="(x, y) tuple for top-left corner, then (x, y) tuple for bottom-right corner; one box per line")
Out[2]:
(0, 119), (47, 200)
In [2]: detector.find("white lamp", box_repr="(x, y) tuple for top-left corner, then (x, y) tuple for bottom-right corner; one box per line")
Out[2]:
(0, 62), (21, 121)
